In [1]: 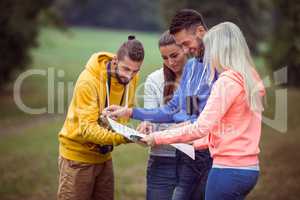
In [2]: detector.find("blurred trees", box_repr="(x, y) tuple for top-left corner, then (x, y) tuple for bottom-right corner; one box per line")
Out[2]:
(266, 0), (300, 86)
(0, 0), (56, 89)
(58, 0), (161, 31)
(0, 0), (161, 89)
(0, 0), (299, 88)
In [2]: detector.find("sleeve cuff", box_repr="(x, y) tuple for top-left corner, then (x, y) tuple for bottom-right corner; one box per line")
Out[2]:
(114, 134), (127, 146)
(132, 108), (143, 120)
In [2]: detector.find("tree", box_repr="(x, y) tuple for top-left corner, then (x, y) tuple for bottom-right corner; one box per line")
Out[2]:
(59, 0), (161, 31)
(266, 0), (300, 86)
(0, 0), (54, 89)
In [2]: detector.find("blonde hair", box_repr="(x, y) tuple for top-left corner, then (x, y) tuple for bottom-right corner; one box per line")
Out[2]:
(203, 22), (263, 111)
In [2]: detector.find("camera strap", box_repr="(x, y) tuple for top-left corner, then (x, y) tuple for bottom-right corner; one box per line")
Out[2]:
(105, 61), (129, 108)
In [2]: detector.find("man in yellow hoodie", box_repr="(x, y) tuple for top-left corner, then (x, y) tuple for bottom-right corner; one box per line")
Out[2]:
(57, 35), (144, 200)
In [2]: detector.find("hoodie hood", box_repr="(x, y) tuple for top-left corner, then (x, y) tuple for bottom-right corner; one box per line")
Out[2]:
(85, 52), (115, 81)
(221, 68), (265, 97)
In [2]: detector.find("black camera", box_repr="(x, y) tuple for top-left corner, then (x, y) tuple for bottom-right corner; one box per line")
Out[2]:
(96, 145), (114, 154)
(186, 95), (200, 115)
(96, 116), (114, 154)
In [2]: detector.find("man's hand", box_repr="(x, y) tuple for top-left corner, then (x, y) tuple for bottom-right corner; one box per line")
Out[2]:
(98, 115), (113, 129)
(136, 121), (154, 135)
(102, 105), (132, 119)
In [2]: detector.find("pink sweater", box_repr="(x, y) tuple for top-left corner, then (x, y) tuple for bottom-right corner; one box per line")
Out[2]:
(154, 69), (265, 167)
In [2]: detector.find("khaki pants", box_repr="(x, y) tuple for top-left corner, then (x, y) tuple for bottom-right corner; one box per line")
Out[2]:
(57, 156), (114, 200)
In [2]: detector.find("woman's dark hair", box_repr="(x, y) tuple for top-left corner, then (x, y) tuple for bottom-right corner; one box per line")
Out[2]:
(169, 9), (208, 35)
(117, 35), (144, 62)
(158, 31), (180, 104)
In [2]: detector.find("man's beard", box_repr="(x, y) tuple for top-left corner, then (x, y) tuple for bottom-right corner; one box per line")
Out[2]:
(196, 37), (205, 60)
(115, 66), (130, 85)
(185, 37), (204, 60)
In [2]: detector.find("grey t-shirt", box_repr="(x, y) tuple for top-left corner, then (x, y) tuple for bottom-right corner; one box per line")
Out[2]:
(143, 68), (176, 157)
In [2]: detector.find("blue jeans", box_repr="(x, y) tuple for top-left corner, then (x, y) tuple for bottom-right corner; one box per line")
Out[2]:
(146, 156), (177, 200)
(173, 149), (212, 200)
(205, 168), (259, 200)
(146, 149), (212, 200)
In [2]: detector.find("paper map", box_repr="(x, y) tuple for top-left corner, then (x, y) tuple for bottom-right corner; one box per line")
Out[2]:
(107, 117), (195, 159)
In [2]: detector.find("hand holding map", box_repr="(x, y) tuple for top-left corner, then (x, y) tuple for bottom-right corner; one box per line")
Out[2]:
(107, 117), (195, 159)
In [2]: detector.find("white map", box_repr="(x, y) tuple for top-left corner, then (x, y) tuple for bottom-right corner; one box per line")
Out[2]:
(107, 117), (195, 159)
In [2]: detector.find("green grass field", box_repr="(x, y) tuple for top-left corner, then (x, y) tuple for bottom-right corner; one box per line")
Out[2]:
(0, 27), (299, 200)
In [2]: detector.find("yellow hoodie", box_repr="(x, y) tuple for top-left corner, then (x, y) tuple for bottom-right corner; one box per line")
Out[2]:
(58, 52), (139, 164)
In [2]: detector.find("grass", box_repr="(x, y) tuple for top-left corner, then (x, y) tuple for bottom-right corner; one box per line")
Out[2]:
(0, 121), (60, 200)
(0, 27), (299, 200)
(0, 119), (148, 200)
(32, 27), (161, 81)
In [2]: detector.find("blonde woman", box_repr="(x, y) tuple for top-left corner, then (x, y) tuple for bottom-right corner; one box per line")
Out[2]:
(142, 22), (265, 200)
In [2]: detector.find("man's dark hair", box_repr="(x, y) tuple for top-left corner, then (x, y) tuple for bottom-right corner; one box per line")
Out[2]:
(117, 35), (144, 62)
(169, 9), (208, 35)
